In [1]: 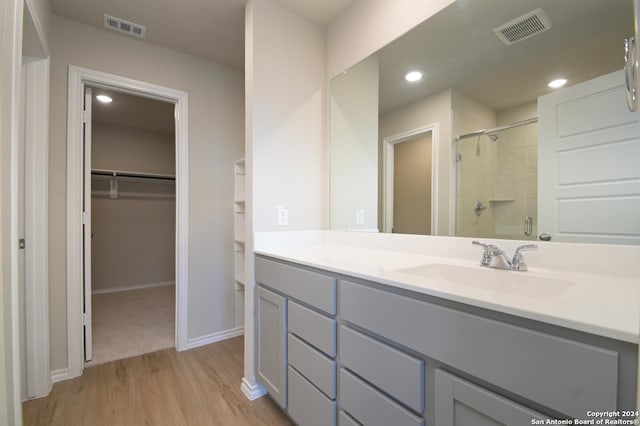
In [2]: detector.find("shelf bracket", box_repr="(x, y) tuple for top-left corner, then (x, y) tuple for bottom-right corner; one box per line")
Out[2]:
(109, 176), (119, 199)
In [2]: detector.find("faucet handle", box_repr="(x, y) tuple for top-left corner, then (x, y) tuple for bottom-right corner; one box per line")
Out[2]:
(512, 244), (537, 271)
(472, 241), (492, 266)
(472, 240), (489, 249)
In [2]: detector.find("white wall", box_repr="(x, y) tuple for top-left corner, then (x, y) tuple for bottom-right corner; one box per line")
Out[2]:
(243, 0), (327, 397)
(48, 15), (244, 371)
(327, 0), (455, 78)
(24, 0), (51, 54)
(250, 0), (326, 233)
(379, 89), (453, 235)
(330, 55), (379, 230)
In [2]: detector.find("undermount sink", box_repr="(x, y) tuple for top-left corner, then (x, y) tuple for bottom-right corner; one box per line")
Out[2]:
(395, 263), (574, 299)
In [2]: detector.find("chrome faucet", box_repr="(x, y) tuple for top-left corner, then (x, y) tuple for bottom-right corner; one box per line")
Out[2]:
(472, 241), (537, 271)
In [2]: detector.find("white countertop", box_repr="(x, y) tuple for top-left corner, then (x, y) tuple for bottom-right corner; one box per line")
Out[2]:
(254, 235), (640, 344)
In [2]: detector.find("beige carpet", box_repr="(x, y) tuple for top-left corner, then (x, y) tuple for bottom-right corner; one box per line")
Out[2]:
(86, 285), (175, 366)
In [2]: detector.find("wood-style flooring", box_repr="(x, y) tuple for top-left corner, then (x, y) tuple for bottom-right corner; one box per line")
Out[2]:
(23, 336), (292, 426)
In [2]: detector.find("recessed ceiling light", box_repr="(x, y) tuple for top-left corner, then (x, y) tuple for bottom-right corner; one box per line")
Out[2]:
(548, 78), (567, 89)
(96, 95), (113, 103)
(405, 71), (423, 82)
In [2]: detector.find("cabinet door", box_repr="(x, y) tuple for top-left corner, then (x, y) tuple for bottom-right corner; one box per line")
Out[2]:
(257, 286), (287, 408)
(435, 370), (547, 426)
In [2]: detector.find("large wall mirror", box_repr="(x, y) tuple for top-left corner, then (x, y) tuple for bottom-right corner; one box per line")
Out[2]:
(330, 0), (640, 245)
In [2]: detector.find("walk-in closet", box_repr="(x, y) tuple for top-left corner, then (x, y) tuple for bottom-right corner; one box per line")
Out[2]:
(87, 87), (176, 365)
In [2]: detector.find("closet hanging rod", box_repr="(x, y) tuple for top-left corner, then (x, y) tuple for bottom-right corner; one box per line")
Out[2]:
(91, 168), (176, 181)
(454, 117), (538, 141)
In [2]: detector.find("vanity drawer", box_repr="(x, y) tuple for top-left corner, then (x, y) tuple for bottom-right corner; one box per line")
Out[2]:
(289, 300), (337, 357)
(288, 333), (336, 399)
(339, 368), (424, 426)
(288, 366), (337, 426)
(339, 279), (619, 419)
(256, 256), (337, 314)
(339, 410), (361, 426)
(339, 325), (424, 413)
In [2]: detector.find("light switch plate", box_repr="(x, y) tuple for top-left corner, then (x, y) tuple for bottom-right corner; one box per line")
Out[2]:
(277, 206), (289, 226)
(356, 209), (364, 225)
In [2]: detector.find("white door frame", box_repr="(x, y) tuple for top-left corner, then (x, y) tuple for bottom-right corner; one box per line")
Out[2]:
(382, 124), (439, 234)
(23, 58), (51, 399)
(66, 66), (189, 379)
(22, 0), (51, 400)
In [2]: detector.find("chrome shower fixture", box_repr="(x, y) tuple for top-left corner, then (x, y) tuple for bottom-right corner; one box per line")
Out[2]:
(488, 134), (499, 141)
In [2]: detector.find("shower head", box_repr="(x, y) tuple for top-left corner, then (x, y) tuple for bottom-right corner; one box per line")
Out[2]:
(488, 133), (499, 141)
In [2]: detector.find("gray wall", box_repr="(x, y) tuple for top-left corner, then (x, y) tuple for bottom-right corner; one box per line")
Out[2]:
(48, 15), (244, 371)
(91, 122), (176, 292)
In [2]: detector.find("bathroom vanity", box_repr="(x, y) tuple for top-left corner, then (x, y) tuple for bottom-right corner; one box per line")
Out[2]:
(253, 234), (639, 426)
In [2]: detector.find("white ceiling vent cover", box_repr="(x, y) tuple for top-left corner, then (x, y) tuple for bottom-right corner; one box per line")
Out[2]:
(493, 8), (552, 45)
(104, 14), (146, 39)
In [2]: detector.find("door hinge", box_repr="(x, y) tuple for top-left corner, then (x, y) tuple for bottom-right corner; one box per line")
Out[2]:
(82, 110), (91, 123)
(82, 211), (90, 225)
(18, 238), (25, 249)
(82, 313), (87, 326)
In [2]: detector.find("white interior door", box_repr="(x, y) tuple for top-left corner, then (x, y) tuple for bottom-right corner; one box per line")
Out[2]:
(83, 86), (93, 361)
(538, 70), (640, 244)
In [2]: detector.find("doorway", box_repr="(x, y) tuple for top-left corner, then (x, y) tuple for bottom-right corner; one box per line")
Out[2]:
(85, 87), (177, 366)
(66, 66), (189, 378)
(382, 124), (439, 235)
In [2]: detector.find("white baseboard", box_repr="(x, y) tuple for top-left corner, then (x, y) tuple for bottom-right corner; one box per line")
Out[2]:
(241, 377), (267, 401)
(185, 326), (244, 350)
(51, 368), (71, 384)
(92, 280), (175, 295)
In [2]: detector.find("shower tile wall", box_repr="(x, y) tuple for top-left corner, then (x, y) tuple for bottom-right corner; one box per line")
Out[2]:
(494, 102), (538, 240)
(455, 137), (498, 237)
(452, 91), (497, 238)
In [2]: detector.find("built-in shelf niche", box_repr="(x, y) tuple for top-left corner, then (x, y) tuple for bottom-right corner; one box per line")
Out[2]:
(233, 158), (246, 328)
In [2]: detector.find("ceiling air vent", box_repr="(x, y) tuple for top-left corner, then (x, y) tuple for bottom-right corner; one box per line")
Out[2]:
(493, 8), (551, 45)
(103, 14), (146, 39)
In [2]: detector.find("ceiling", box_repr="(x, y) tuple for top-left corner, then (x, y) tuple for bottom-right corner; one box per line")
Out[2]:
(91, 88), (175, 134)
(376, 0), (634, 113)
(50, 0), (356, 70)
(274, 0), (355, 25)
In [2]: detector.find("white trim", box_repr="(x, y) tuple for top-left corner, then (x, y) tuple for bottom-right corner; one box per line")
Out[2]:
(8, 0), (25, 421)
(24, 57), (51, 399)
(66, 66), (189, 380)
(50, 368), (70, 384)
(92, 281), (175, 295)
(241, 377), (267, 401)
(186, 326), (245, 350)
(382, 124), (440, 234)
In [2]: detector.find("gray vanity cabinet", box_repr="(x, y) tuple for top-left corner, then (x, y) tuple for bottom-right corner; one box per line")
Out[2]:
(255, 256), (338, 425)
(256, 286), (287, 408)
(254, 255), (638, 425)
(434, 370), (546, 425)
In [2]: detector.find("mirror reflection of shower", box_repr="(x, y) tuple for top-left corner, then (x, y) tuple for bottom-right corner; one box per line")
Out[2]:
(454, 113), (538, 241)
